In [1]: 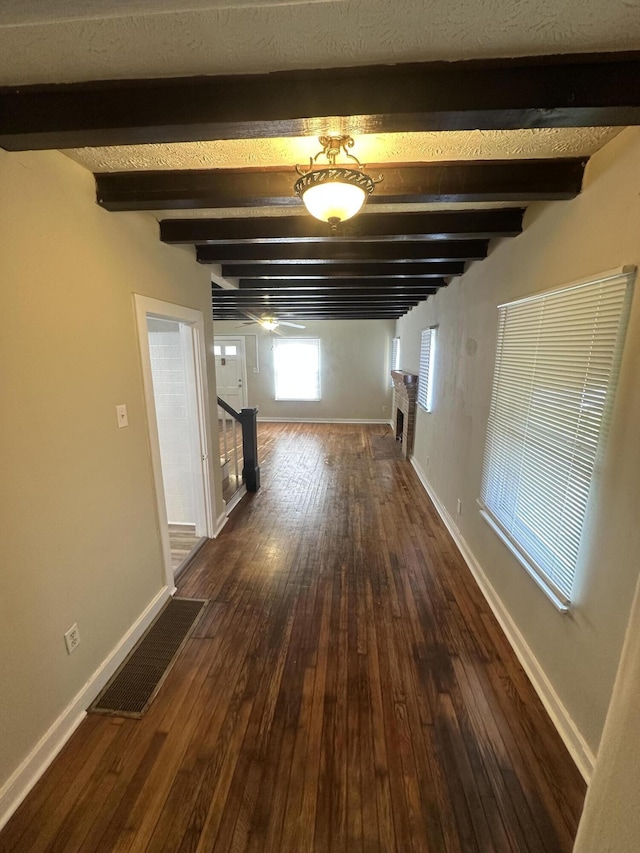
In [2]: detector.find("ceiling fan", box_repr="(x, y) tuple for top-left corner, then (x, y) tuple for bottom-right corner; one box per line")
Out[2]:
(236, 312), (306, 332)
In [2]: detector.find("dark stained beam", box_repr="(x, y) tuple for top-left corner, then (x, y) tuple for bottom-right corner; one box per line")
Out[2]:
(234, 278), (445, 290)
(212, 297), (423, 306)
(226, 262), (465, 278)
(161, 209), (524, 243)
(212, 290), (425, 301)
(214, 312), (406, 320)
(97, 160), (585, 212)
(3, 53), (640, 150)
(233, 279), (444, 291)
(198, 240), (488, 264)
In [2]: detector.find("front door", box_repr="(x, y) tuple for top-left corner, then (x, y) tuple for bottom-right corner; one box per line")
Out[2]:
(214, 336), (247, 413)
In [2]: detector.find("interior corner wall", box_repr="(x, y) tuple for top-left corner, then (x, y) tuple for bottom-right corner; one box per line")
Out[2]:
(395, 127), (640, 760)
(212, 319), (396, 421)
(0, 149), (222, 800)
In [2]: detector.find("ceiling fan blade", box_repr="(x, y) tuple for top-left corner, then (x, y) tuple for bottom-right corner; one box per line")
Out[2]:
(279, 321), (306, 329)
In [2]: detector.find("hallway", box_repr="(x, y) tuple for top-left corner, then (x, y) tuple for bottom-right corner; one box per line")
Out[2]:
(0, 423), (585, 851)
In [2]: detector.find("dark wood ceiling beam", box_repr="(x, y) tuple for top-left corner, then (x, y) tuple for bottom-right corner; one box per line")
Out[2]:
(226, 262), (465, 278)
(214, 312), (406, 320)
(233, 278), (444, 290)
(199, 240), (488, 263)
(161, 209), (524, 243)
(3, 52), (640, 150)
(213, 296), (428, 313)
(235, 280), (444, 291)
(97, 160), (585, 212)
(212, 289), (436, 299)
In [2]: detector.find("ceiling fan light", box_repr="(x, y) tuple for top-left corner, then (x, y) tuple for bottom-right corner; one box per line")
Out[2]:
(260, 318), (279, 330)
(300, 179), (367, 224)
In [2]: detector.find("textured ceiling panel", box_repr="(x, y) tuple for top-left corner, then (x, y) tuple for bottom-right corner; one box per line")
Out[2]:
(0, 0), (333, 26)
(64, 128), (621, 173)
(0, 0), (639, 85)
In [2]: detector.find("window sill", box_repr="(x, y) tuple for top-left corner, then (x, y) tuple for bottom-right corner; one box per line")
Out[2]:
(478, 504), (570, 614)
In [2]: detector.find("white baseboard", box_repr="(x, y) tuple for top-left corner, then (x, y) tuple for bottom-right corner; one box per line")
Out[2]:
(257, 417), (391, 424)
(0, 585), (172, 832)
(410, 456), (596, 783)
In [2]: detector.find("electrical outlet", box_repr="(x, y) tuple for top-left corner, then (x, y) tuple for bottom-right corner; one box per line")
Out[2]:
(456, 498), (463, 515)
(382, 405), (388, 413)
(425, 455), (430, 467)
(64, 623), (80, 654)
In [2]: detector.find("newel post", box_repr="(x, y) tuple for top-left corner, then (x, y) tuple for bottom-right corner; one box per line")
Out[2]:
(240, 407), (260, 492)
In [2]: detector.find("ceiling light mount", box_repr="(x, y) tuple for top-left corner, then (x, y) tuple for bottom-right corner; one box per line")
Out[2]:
(294, 135), (381, 234)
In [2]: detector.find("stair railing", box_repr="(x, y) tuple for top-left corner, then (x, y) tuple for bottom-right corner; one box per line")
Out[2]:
(216, 398), (260, 494)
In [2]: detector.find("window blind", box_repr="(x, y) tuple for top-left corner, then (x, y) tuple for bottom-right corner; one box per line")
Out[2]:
(274, 338), (321, 401)
(480, 268), (634, 608)
(417, 328), (436, 411)
(390, 336), (400, 386)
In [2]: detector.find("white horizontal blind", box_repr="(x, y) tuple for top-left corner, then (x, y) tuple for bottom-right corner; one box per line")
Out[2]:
(480, 269), (634, 606)
(274, 338), (321, 401)
(390, 336), (400, 386)
(418, 328), (436, 411)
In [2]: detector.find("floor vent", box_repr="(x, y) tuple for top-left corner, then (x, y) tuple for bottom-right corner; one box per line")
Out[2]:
(89, 597), (207, 718)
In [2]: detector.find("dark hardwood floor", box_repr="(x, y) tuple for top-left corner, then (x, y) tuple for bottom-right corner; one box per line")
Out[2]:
(0, 423), (585, 852)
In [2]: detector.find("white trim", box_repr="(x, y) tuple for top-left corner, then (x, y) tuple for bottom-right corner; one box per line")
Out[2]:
(214, 510), (228, 538)
(410, 456), (596, 782)
(134, 295), (218, 586)
(257, 417), (391, 424)
(224, 485), (247, 515)
(0, 586), (172, 832)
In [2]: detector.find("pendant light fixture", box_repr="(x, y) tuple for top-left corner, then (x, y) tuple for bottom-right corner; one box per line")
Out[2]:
(294, 135), (381, 234)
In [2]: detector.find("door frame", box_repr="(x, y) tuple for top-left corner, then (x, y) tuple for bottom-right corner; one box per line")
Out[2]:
(214, 334), (249, 410)
(134, 295), (217, 590)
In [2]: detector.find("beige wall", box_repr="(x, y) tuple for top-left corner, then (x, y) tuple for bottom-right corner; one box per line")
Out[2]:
(213, 319), (395, 421)
(573, 569), (640, 852)
(0, 149), (222, 795)
(396, 127), (640, 757)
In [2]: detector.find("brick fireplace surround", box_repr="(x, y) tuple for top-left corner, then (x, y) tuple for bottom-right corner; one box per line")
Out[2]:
(391, 371), (419, 458)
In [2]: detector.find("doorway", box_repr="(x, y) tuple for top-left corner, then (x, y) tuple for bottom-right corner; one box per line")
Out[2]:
(214, 336), (249, 504)
(135, 296), (217, 588)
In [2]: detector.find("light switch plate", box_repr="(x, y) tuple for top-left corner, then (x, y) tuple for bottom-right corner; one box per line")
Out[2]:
(116, 404), (128, 428)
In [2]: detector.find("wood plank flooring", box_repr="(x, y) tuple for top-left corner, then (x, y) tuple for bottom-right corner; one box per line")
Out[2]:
(0, 423), (586, 852)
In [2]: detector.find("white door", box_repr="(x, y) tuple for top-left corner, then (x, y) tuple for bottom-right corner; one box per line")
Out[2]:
(214, 336), (247, 413)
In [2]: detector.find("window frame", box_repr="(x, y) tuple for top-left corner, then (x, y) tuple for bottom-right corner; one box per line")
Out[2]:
(417, 327), (436, 412)
(273, 337), (321, 402)
(479, 267), (635, 611)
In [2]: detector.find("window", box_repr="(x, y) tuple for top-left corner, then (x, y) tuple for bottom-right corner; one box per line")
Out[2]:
(480, 268), (634, 610)
(417, 327), (436, 411)
(390, 336), (400, 386)
(224, 345), (237, 355)
(213, 345), (221, 355)
(274, 338), (321, 401)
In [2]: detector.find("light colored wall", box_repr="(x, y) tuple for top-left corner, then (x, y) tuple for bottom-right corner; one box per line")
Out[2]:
(573, 569), (640, 852)
(148, 319), (197, 525)
(0, 149), (223, 798)
(213, 319), (396, 421)
(396, 127), (640, 759)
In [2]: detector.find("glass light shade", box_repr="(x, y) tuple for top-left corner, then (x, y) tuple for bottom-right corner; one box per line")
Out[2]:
(261, 319), (279, 330)
(300, 180), (367, 224)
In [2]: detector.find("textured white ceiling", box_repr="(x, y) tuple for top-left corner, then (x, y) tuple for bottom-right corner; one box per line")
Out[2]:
(64, 128), (621, 172)
(0, 0), (639, 85)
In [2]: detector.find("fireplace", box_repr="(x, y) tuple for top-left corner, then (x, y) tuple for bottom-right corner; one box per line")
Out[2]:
(391, 370), (418, 458)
